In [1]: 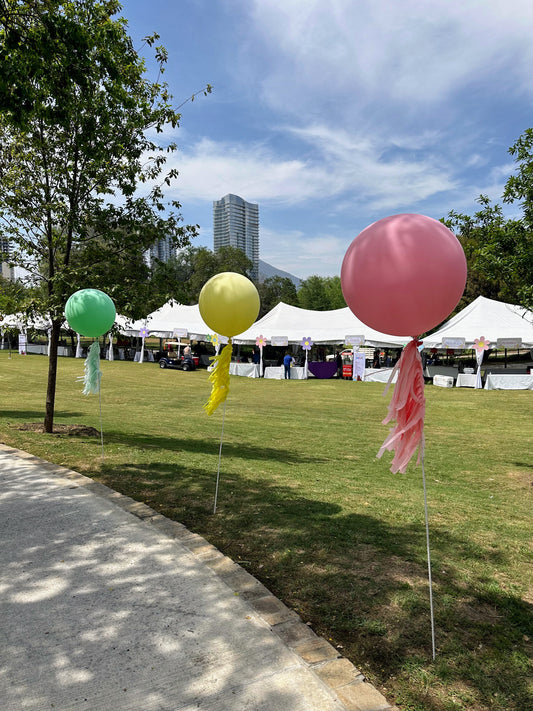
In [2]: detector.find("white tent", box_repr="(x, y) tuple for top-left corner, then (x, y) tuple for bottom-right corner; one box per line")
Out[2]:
(233, 302), (410, 347)
(115, 300), (410, 347)
(422, 296), (533, 348)
(0, 312), (52, 330)
(116, 300), (213, 340)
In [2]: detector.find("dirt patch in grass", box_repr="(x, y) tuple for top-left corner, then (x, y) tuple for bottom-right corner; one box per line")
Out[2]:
(456, 600), (505, 624)
(14, 423), (100, 437)
(506, 469), (533, 490)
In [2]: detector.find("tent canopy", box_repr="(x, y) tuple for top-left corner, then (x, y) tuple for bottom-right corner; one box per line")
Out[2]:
(422, 296), (533, 348)
(116, 301), (212, 340)
(0, 313), (52, 330)
(233, 302), (410, 347)
(8, 295), (531, 351)
(117, 300), (410, 347)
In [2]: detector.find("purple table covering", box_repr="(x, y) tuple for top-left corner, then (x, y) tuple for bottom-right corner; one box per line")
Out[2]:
(308, 361), (338, 379)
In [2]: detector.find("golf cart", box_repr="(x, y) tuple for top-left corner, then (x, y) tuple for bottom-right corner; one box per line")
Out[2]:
(158, 342), (198, 371)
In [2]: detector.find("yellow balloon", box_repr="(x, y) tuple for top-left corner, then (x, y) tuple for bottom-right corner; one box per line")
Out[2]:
(199, 272), (260, 337)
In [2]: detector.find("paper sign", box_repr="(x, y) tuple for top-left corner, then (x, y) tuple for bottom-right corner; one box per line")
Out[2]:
(352, 351), (366, 379)
(173, 328), (188, 338)
(271, 336), (288, 346)
(345, 335), (364, 347)
(441, 337), (465, 349)
(496, 338), (522, 348)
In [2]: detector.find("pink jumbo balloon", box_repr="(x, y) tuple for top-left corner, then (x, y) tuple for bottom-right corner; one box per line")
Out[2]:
(341, 214), (467, 337)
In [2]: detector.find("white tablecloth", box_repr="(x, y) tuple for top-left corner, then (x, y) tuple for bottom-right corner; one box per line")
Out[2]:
(133, 351), (155, 362)
(229, 363), (260, 378)
(264, 366), (306, 380)
(456, 373), (478, 388)
(484, 374), (533, 390)
(25, 344), (72, 357)
(26, 344), (47, 355)
(363, 367), (398, 383)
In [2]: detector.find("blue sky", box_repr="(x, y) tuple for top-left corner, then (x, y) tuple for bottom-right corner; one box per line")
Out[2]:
(121, 0), (533, 279)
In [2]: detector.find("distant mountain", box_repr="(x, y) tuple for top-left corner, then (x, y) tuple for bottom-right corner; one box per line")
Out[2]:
(258, 259), (302, 288)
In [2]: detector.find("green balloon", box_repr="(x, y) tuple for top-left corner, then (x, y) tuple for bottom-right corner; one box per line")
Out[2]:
(65, 289), (116, 337)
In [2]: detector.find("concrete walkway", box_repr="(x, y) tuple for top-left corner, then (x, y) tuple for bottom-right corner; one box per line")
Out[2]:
(0, 444), (395, 711)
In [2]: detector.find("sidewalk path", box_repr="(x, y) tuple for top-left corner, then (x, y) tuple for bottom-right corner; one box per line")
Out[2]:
(0, 444), (395, 711)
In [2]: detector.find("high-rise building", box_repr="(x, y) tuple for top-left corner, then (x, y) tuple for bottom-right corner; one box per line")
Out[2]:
(213, 194), (259, 281)
(0, 238), (14, 281)
(146, 236), (176, 266)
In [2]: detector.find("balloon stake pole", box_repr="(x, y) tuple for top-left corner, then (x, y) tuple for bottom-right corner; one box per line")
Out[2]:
(422, 455), (436, 660)
(98, 382), (104, 461)
(213, 401), (227, 514)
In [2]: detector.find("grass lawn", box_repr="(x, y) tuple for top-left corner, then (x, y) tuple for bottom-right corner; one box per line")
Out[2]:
(0, 350), (531, 710)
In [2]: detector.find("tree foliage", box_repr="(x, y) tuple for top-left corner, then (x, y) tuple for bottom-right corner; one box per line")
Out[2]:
(445, 198), (513, 308)
(149, 245), (254, 308)
(0, 274), (33, 316)
(503, 127), (533, 224)
(257, 276), (298, 317)
(0, 0), (210, 429)
(323, 275), (346, 309)
(297, 275), (346, 311)
(445, 129), (533, 312)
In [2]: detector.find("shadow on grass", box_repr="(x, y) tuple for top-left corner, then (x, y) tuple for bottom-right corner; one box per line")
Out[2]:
(0, 410), (85, 420)
(101, 430), (328, 465)
(95, 459), (533, 711)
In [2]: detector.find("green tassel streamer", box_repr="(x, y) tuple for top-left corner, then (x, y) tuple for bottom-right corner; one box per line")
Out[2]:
(77, 341), (102, 395)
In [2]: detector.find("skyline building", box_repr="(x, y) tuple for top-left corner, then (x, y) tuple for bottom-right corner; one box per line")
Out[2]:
(213, 193), (259, 281)
(146, 235), (176, 267)
(0, 237), (14, 281)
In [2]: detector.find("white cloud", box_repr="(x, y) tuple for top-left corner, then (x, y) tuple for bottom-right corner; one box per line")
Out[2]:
(147, 2), (531, 207)
(464, 154), (489, 169)
(244, 0), (533, 116)
(164, 124), (456, 216)
(286, 124), (457, 209)
(135, 0), (533, 279)
(451, 161), (517, 212)
(165, 138), (329, 204)
(259, 226), (347, 278)
(488, 161), (517, 182)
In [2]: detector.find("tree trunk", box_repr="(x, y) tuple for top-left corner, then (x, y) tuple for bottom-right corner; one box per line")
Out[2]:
(44, 320), (61, 433)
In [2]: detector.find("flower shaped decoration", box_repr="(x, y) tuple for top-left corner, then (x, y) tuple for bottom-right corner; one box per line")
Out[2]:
(300, 336), (313, 351)
(474, 336), (490, 353)
(209, 333), (219, 348)
(256, 335), (267, 348)
(139, 326), (149, 339)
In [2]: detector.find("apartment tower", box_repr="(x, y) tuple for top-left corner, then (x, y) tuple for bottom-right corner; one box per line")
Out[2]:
(213, 194), (259, 281)
(0, 238), (14, 281)
(147, 235), (176, 266)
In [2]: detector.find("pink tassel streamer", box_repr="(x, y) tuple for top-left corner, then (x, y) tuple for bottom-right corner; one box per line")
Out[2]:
(377, 339), (426, 473)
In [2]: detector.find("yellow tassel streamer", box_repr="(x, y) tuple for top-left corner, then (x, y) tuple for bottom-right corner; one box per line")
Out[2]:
(204, 341), (233, 415)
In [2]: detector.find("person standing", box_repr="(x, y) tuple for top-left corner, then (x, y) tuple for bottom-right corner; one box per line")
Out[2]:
(283, 352), (294, 379)
(335, 350), (343, 378)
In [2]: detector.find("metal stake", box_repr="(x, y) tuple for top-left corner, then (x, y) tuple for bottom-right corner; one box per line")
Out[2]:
(213, 400), (227, 514)
(421, 454), (436, 660)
